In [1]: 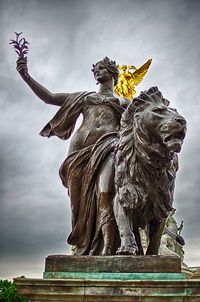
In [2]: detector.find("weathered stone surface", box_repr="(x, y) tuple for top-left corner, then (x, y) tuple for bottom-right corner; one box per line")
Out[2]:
(45, 255), (181, 273)
(43, 271), (186, 280)
(15, 277), (200, 302)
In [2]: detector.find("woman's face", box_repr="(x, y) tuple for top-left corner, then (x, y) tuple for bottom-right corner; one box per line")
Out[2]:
(93, 62), (113, 84)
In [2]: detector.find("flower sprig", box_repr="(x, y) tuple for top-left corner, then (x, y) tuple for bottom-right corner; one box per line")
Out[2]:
(9, 32), (29, 58)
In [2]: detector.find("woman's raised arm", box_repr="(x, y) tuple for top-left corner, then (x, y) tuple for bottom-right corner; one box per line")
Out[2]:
(16, 56), (70, 106)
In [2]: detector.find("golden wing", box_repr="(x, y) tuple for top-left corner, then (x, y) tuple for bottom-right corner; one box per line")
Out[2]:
(130, 59), (152, 87)
(127, 65), (137, 73)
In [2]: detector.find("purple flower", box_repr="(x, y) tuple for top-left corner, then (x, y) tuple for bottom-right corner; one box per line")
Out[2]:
(9, 32), (29, 58)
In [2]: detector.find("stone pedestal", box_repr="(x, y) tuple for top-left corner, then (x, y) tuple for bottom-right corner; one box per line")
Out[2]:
(15, 277), (200, 301)
(44, 255), (181, 274)
(14, 255), (200, 301)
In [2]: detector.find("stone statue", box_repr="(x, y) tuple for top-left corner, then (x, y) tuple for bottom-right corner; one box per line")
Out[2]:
(159, 209), (186, 264)
(12, 33), (129, 256)
(114, 87), (187, 255)
(11, 33), (187, 256)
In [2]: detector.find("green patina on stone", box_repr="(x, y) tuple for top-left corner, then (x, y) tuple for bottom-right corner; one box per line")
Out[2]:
(43, 271), (187, 280)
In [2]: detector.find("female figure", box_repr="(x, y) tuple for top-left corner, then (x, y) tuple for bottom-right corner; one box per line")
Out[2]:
(16, 56), (129, 255)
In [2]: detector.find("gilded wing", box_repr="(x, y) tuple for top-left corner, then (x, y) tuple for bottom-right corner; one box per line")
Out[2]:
(130, 59), (152, 86)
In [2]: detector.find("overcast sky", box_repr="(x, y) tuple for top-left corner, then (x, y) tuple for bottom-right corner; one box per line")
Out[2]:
(0, 0), (200, 280)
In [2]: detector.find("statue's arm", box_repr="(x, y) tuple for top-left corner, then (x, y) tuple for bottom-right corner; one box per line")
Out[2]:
(16, 56), (70, 106)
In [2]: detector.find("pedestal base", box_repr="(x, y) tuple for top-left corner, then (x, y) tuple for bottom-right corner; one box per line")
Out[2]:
(44, 255), (181, 273)
(14, 256), (200, 301)
(15, 277), (200, 301)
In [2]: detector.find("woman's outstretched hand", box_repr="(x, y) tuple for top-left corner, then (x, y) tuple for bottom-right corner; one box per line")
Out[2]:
(10, 32), (30, 81)
(16, 56), (30, 81)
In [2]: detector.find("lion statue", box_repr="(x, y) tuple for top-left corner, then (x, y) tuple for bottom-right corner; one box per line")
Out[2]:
(114, 86), (187, 255)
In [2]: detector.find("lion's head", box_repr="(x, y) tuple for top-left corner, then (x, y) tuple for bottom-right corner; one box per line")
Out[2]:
(136, 100), (186, 154)
(129, 87), (186, 156)
(115, 87), (187, 222)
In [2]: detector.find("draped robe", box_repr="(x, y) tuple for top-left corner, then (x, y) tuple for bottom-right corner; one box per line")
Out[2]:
(40, 91), (125, 254)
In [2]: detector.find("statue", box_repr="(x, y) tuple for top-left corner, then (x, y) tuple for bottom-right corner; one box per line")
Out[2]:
(159, 209), (186, 264)
(11, 33), (187, 257)
(11, 33), (129, 256)
(114, 87), (187, 255)
(114, 59), (152, 100)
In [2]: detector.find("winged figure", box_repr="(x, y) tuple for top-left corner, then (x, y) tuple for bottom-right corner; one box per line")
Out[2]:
(114, 59), (152, 100)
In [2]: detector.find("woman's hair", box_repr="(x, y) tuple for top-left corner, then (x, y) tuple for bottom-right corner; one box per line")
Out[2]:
(92, 56), (119, 85)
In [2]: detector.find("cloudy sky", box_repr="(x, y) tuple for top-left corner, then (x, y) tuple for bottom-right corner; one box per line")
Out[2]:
(0, 0), (200, 280)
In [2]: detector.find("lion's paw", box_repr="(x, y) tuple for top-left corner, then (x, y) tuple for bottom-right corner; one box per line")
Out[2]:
(116, 245), (138, 255)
